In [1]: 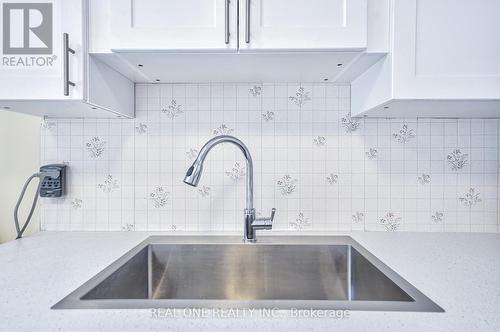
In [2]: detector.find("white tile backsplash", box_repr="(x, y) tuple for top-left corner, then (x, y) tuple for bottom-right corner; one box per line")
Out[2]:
(41, 83), (500, 233)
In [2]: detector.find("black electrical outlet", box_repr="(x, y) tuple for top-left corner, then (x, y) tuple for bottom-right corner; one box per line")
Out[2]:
(40, 164), (67, 198)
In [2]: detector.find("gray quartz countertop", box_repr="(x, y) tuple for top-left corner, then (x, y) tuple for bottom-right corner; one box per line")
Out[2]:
(1, 231), (499, 332)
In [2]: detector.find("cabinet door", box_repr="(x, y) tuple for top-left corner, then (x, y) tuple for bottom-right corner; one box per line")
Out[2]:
(108, 0), (237, 51)
(239, 0), (367, 51)
(393, 0), (500, 100)
(0, 0), (84, 100)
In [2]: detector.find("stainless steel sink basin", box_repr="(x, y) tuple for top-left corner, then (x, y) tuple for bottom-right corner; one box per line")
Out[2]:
(53, 236), (443, 312)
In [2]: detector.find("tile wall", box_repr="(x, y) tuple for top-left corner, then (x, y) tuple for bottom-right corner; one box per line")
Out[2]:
(40, 83), (500, 233)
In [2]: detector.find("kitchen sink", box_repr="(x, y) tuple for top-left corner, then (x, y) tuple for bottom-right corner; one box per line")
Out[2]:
(52, 236), (443, 312)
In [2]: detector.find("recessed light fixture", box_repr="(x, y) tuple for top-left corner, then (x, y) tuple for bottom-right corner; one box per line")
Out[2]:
(1, 106), (11, 110)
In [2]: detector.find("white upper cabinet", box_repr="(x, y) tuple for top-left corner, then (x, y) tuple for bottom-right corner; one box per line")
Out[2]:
(106, 0), (238, 51)
(239, 0), (367, 51)
(394, 0), (500, 100)
(352, 0), (500, 118)
(0, 0), (84, 100)
(94, 0), (367, 52)
(0, 0), (134, 118)
(89, 0), (380, 83)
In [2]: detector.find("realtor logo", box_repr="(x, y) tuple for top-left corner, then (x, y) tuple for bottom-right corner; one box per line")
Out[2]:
(2, 3), (53, 54)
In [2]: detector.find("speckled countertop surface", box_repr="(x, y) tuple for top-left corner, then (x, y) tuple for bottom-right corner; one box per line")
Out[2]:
(1, 231), (499, 332)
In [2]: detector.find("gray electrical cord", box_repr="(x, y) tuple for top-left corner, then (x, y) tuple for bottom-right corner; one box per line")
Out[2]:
(14, 170), (60, 239)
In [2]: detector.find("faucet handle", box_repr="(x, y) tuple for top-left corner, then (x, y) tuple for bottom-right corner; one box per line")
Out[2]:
(251, 208), (276, 230)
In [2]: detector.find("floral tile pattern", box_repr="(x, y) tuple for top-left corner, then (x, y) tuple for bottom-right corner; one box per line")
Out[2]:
(341, 112), (361, 133)
(162, 99), (183, 119)
(277, 175), (298, 196)
(459, 188), (481, 208)
(98, 175), (119, 194)
(135, 123), (147, 135)
(262, 111), (275, 122)
(289, 212), (311, 230)
(393, 124), (416, 143)
(71, 198), (82, 210)
(289, 87), (311, 107)
(122, 224), (135, 231)
(40, 83), (499, 233)
(379, 212), (401, 232)
(365, 148), (378, 160)
(225, 162), (246, 181)
(249, 85), (262, 97)
(352, 212), (364, 223)
(326, 173), (338, 185)
(198, 186), (211, 197)
(432, 212), (444, 223)
(86, 137), (106, 158)
(418, 174), (431, 185)
(447, 149), (468, 171)
(150, 186), (169, 208)
(313, 136), (326, 147)
(41, 118), (56, 131)
(213, 124), (234, 136)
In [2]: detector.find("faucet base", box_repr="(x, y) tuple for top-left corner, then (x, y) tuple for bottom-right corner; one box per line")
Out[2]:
(244, 208), (256, 242)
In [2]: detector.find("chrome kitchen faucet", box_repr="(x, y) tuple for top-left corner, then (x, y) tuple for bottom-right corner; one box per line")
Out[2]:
(183, 135), (275, 242)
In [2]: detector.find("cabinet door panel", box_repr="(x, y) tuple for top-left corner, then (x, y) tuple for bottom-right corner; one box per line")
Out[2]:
(394, 0), (500, 99)
(240, 0), (367, 51)
(0, 0), (83, 100)
(109, 0), (237, 51)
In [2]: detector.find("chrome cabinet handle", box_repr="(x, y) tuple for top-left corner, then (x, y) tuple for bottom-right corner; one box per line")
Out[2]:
(245, 0), (250, 43)
(63, 33), (75, 96)
(225, 0), (230, 44)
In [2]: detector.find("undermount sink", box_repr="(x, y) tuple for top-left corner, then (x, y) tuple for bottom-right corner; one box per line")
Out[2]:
(53, 236), (443, 312)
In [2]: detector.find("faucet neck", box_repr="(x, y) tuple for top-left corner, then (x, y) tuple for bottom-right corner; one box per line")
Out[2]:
(194, 135), (253, 210)
(244, 158), (253, 211)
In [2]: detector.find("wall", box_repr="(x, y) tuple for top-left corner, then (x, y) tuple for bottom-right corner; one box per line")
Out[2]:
(41, 83), (499, 233)
(0, 111), (41, 243)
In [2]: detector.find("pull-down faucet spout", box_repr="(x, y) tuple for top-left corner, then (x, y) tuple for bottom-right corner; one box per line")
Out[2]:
(183, 135), (275, 242)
